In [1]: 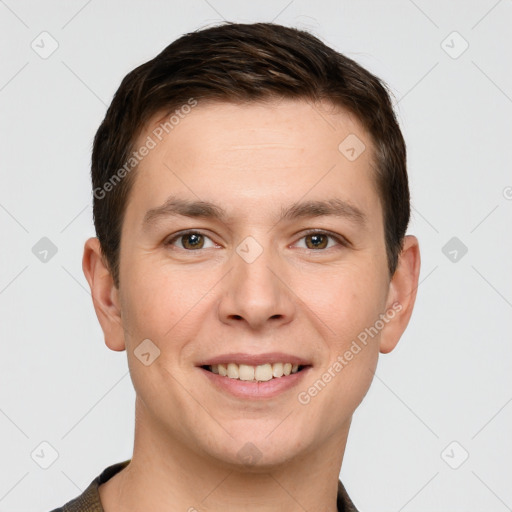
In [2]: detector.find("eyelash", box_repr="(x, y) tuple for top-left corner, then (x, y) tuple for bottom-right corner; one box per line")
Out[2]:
(165, 229), (349, 251)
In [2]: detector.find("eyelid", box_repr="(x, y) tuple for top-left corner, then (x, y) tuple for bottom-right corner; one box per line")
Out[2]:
(292, 229), (351, 249)
(165, 229), (351, 251)
(165, 229), (219, 249)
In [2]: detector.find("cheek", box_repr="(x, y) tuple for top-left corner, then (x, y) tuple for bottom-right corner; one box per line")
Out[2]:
(119, 265), (203, 409)
(298, 261), (388, 344)
(119, 257), (220, 350)
(120, 271), (171, 342)
(296, 271), (384, 430)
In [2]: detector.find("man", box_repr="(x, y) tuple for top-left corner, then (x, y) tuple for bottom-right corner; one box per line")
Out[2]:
(52, 22), (420, 512)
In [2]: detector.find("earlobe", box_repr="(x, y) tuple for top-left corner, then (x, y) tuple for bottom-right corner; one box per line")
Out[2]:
(82, 237), (126, 352)
(379, 235), (421, 354)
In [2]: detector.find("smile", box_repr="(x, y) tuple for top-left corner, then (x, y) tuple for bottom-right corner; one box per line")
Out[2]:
(203, 362), (305, 382)
(199, 363), (312, 400)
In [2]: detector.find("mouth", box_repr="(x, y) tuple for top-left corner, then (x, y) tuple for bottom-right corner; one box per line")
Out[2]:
(201, 362), (310, 383)
(197, 356), (312, 399)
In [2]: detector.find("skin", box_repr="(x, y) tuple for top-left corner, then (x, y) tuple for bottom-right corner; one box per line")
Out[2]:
(83, 98), (420, 512)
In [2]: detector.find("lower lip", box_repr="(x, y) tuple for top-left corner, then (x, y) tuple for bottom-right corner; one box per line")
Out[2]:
(199, 366), (312, 399)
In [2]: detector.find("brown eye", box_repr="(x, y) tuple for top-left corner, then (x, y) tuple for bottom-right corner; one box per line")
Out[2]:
(166, 231), (216, 250)
(181, 233), (204, 249)
(304, 233), (329, 249)
(295, 230), (347, 251)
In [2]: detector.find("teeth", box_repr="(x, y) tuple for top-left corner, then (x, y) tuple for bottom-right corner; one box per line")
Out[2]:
(208, 362), (303, 382)
(272, 362), (284, 378)
(227, 363), (239, 379)
(238, 364), (255, 381)
(254, 363), (273, 381)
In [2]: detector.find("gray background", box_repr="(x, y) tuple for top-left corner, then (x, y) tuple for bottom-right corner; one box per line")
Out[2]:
(1, 0), (511, 510)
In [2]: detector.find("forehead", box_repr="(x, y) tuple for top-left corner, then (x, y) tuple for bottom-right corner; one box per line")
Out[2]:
(127, 98), (380, 228)
(144, 98), (372, 166)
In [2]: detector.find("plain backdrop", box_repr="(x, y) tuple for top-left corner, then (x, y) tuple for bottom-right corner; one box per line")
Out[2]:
(0, 1), (511, 510)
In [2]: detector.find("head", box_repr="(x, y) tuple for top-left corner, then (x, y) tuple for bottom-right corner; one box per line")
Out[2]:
(83, 22), (420, 470)
(91, 22), (410, 288)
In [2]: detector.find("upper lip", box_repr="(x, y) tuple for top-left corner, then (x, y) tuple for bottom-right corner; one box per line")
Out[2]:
(197, 352), (312, 367)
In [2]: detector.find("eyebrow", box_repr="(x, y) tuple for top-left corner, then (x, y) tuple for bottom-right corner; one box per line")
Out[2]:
(142, 195), (366, 228)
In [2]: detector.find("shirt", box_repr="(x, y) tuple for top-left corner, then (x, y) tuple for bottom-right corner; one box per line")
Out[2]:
(50, 460), (358, 512)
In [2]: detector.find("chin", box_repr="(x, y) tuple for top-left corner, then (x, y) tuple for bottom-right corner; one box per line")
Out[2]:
(201, 430), (310, 472)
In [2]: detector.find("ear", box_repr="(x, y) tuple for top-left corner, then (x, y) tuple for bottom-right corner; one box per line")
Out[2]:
(379, 235), (421, 354)
(82, 237), (126, 352)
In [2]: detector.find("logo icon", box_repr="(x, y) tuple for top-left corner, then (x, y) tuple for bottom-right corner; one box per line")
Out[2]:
(31, 441), (59, 469)
(134, 339), (161, 366)
(31, 31), (59, 59)
(441, 31), (469, 59)
(442, 237), (468, 263)
(236, 236), (263, 264)
(338, 134), (366, 162)
(32, 237), (58, 263)
(441, 236), (468, 263)
(237, 442), (263, 465)
(441, 441), (469, 469)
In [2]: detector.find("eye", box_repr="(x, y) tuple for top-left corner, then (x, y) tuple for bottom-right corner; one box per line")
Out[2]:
(166, 231), (217, 250)
(294, 230), (347, 250)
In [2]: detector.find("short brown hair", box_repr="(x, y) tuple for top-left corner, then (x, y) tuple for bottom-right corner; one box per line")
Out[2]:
(91, 22), (409, 287)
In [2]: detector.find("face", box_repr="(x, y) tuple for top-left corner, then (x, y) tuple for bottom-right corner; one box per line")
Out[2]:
(87, 98), (418, 470)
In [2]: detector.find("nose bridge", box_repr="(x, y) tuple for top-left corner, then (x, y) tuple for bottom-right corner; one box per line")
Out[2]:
(218, 235), (294, 328)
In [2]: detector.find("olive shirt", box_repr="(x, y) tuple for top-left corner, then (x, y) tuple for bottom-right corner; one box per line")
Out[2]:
(50, 460), (359, 512)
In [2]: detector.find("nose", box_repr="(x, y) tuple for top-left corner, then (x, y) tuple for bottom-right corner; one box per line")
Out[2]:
(217, 241), (296, 331)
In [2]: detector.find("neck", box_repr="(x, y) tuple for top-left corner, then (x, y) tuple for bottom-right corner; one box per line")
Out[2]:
(100, 398), (350, 512)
